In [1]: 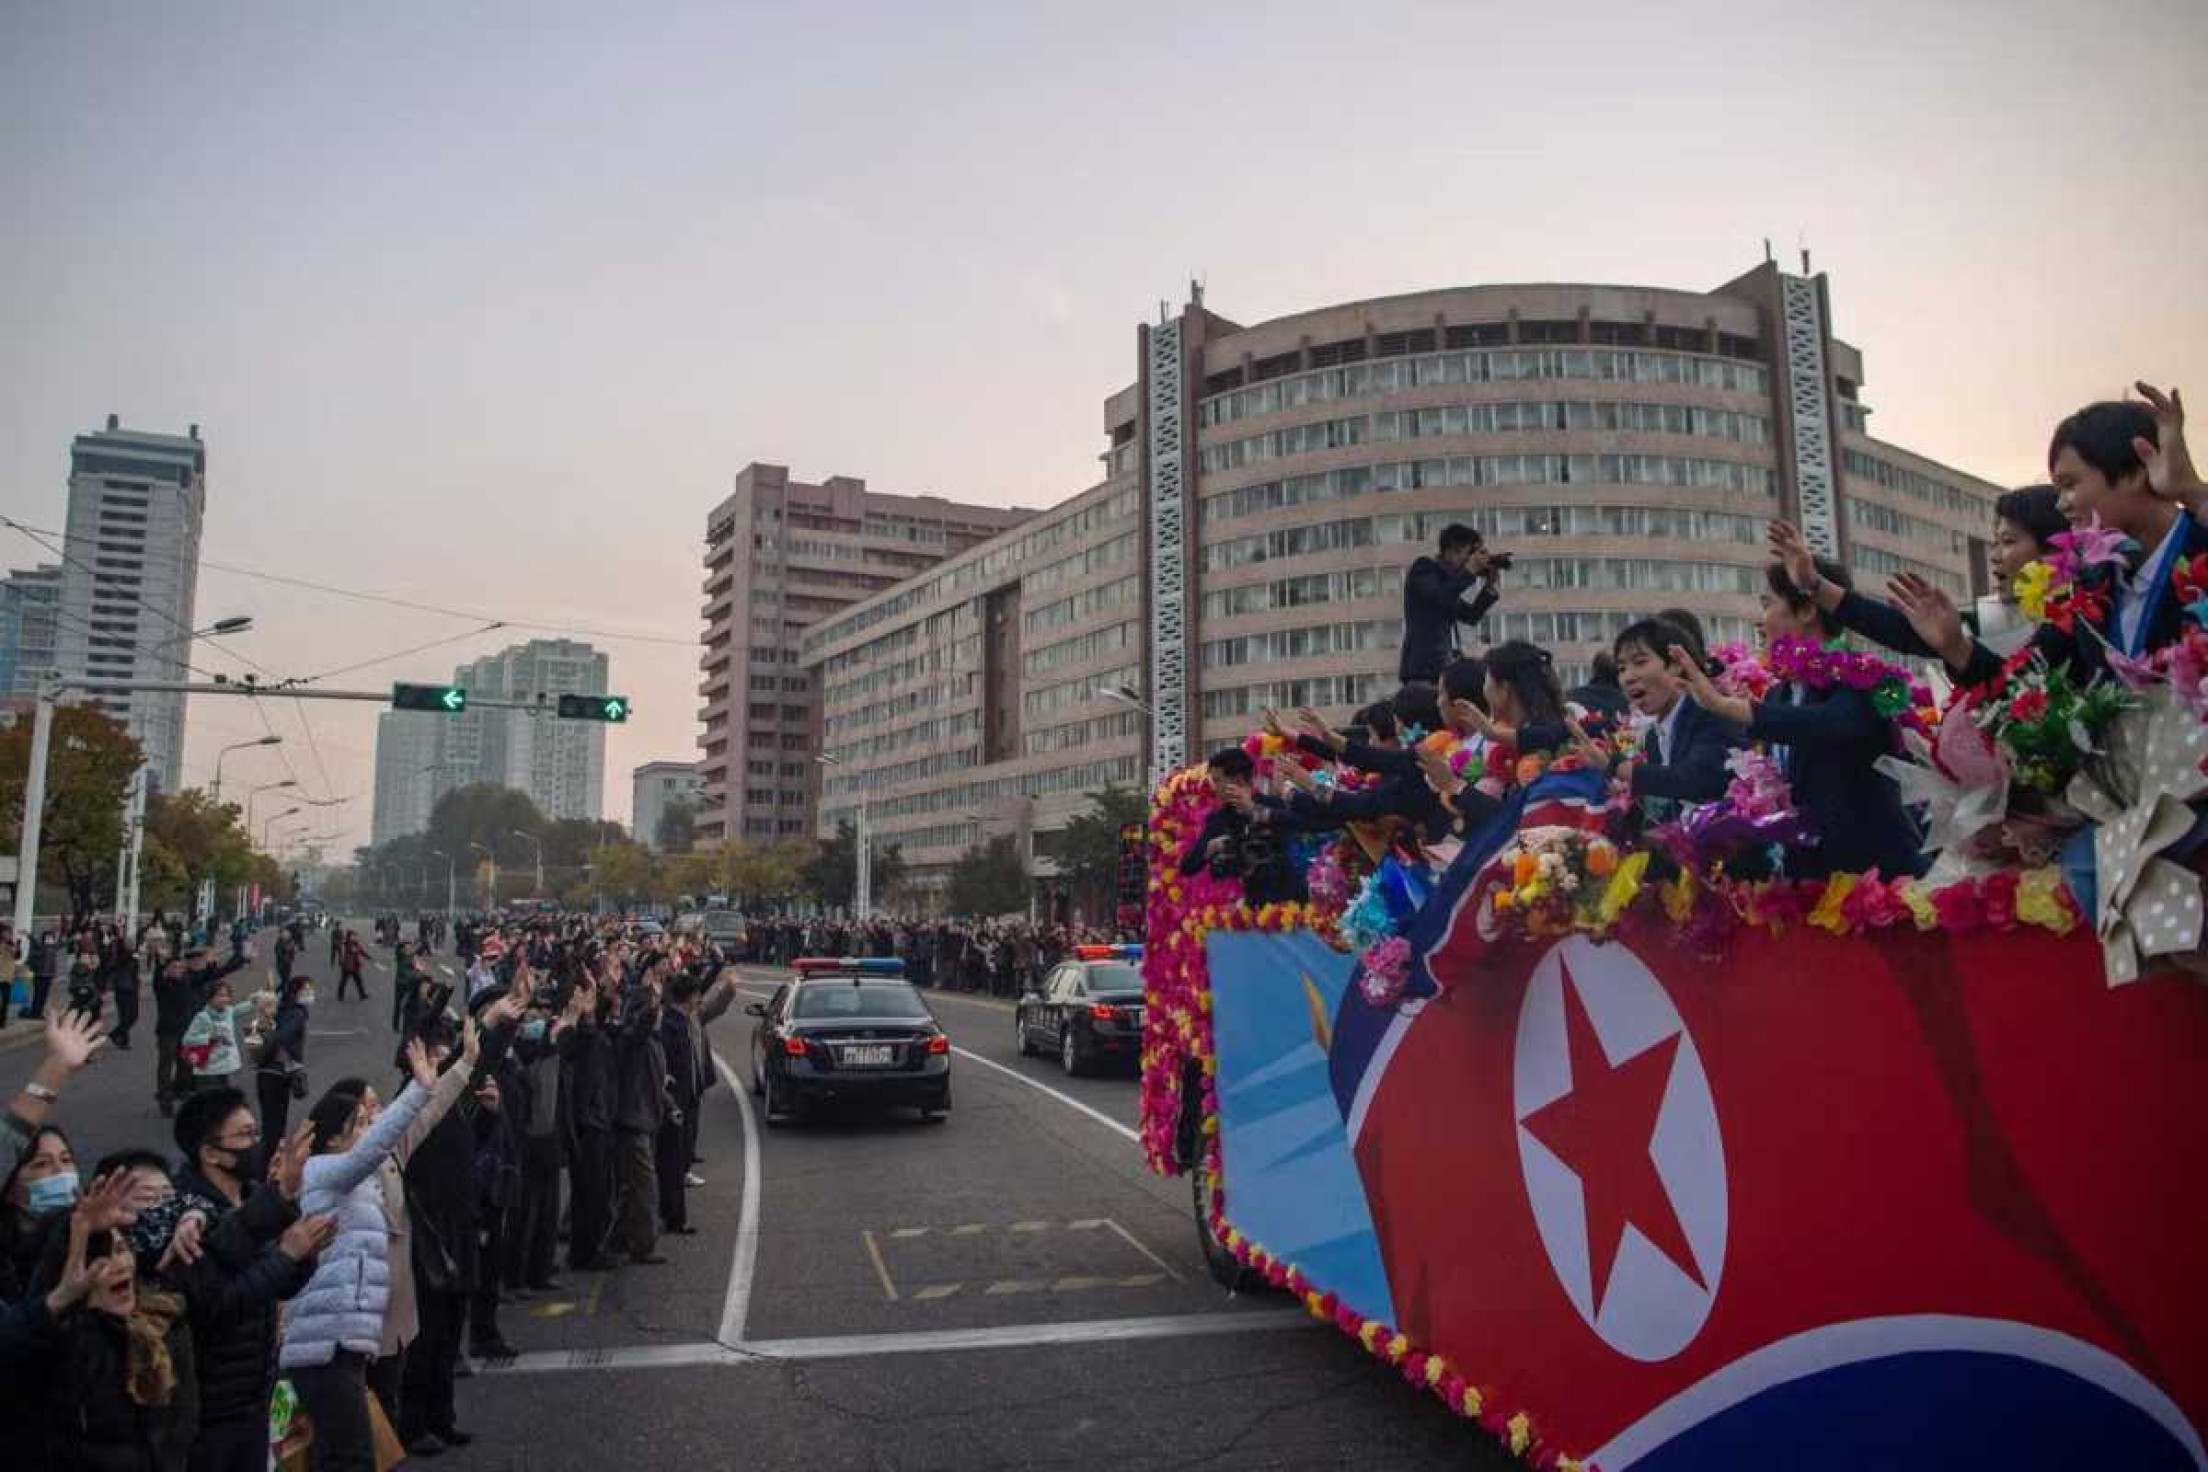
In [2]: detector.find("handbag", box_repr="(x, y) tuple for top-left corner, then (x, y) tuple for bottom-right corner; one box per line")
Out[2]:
(411, 1209), (464, 1294)
(289, 1068), (309, 1101)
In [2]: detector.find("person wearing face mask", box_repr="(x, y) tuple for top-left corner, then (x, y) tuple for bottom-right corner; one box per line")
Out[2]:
(31, 1210), (200, 1472)
(503, 987), (577, 1298)
(3, 1125), (82, 1296)
(254, 976), (314, 1144)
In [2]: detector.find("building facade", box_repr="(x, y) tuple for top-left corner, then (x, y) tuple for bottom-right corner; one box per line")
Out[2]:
(52, 417), (207, 793)
(370, 710), (441, 845)
(696, 465), (1031, 845)
(803, 261), (2005, 905)
(632, 760), (705, 850)
(0, 564), (63, 697)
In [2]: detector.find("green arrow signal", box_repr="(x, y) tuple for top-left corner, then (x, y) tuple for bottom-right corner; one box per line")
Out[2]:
(441, 689), (465, 712)
(602, 698), (627, 720)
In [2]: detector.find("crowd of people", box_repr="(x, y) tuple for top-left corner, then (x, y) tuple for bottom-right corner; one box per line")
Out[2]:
(0, 910), (750, 1470)
(1179, 387), (2201, 920)
(726, 917), (1122, 995)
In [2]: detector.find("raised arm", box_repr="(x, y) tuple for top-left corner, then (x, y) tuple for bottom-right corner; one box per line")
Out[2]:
(301, 1061), (435, 1200)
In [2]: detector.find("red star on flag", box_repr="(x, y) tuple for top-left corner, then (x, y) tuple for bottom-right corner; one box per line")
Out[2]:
(1521, 958), (1706, 1314)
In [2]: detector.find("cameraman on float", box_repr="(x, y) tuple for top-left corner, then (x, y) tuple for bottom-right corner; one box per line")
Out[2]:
(1399, 522), (1505, 683)
(1179, 749), (1308, 907)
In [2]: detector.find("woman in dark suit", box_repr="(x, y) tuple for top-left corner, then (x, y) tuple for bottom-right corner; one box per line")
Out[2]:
(1670, 560), (1927, 880)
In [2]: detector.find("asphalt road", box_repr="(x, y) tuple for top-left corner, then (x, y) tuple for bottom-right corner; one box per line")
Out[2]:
(1, 930), (1516, 1470)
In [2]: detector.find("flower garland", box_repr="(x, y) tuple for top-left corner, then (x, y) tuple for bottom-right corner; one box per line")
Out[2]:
(1766, 634), (1939, 738)
(1488, 829), (1649, 941)
(1710, 640), (1776, 701)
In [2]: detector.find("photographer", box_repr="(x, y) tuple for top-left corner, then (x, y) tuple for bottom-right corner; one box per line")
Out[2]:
(1399, 522), (1504, 683)
(1178, 749), (1309, 907)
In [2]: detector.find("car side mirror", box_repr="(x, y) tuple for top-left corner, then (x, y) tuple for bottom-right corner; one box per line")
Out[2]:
(744, 1001), (767, 1018)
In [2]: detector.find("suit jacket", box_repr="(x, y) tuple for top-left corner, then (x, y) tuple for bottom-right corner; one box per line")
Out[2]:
(1748, 682), (1926, 879)
(1954, 516), (2208, 688)
(1629, 699), (1742, 806)
(1398, 556), (1499, 682)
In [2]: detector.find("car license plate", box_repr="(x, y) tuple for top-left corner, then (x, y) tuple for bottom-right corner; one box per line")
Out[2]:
(841, 1044), (896, 1068)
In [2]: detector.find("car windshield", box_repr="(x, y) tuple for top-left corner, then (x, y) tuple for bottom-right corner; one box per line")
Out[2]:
(792, 980), (931, 1020)
(1085, 963), (1141, 997)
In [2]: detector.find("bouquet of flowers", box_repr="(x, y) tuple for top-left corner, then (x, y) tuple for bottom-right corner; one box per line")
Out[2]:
(1971, 651), (2134, 795)
(1487, 826), (1649, 939)
(1710, 641), (1776, 700)
(1647, 747), (1820, 871)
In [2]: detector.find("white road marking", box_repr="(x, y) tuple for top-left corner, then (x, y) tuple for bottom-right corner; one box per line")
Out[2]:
(984, 1279), (1045, 1296)
(1008, 1220), (1049, 1233)
(708, 1049), (764, 1347)
(1103, 1219), (1185, 1283)
(950, 1223), (988, 1236)
(861, 1229), (899, 1302)
(949, 1047), (1140, 1146)
(911, 1283), (962, 1301)
(889, 1227), (929, 1239)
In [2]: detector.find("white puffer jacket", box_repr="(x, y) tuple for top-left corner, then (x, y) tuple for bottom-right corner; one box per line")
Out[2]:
(278, 1078), (434, 1368)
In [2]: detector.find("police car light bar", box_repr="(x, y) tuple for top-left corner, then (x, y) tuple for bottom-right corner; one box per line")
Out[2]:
(1074, 944), (1144, 961)
(791, 957), (907, 975)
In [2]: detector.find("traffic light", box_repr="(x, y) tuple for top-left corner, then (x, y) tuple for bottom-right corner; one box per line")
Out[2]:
(392, 682), (467, 713)
(557, 693), (632, 723)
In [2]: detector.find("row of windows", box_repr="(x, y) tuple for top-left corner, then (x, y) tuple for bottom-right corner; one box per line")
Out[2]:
(822, 754), (1143, 819)
(876, 821), (982, 853)
(744, 759), (810, 778)
(746, 673), (809, 693)
(1199, 453), (1774, 527)
(1200, 672), (1391, 720)
(1196, 348), (1772, 428)
(1201, 566), (1404, 619)
(1510, 557), (1764, 595)
(1464, 503), (1764, 545)
(1021, 710), (1141, 756)
(1847, 498), (1967, 556)
(822, 672), (974, 739)
(1841, 449), (1988, 519)
(74, 453), (192, 486)
(1025, 619), (1137, 676)
(835, 711), (981, 764)
(1852, 546), (1968, 598)
(1484, 608), (1758, 649)
(1202, 619), (1397, 670)
(1197, 400), (1770, 473)
(1024, 576), (1138, 636)
(804, 487), (1139, 653)
(1025, 530), (1138, 595)
(1024, 662), (1139, 721)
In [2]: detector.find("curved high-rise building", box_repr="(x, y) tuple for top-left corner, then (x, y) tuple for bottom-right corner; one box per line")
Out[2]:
(802, 258), (2004, 908)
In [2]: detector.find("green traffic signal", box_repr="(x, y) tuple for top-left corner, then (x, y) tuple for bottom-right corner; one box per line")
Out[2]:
(556, 693), (631, 723)
(392, 682), (467, 714)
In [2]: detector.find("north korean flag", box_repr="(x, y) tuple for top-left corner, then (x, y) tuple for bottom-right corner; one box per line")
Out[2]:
(1324, 920), (2208, 1470)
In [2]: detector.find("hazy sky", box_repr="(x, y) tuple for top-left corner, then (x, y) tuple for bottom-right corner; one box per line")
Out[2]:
(4, 0), (2203, 855)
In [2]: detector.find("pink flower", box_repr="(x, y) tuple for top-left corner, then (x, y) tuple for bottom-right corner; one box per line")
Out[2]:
(2050, 516), (2133, 579)
(1358, 937), (1412, 1006)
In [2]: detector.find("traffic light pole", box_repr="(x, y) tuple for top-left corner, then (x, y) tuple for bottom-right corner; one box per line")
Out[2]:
(8, 677), (592, 939)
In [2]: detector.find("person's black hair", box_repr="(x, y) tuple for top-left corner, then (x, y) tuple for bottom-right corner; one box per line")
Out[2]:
(1765, 557), (1851, 637)
(281, 973), (313, 1004)
(1437, 523), (1482, 555)
(1391, 682), (1444, 735)
(1439, 657), (1488, 711)
(1994, 483), (2068, 550)
(1614, 618), (1697, 666)
(1207, 747), (1255, 781)
(1349, 699), (1399, 742)
(1586, 651), (1621, 688)
(2047, 401), (2156, 484)
(308, 1077), (372, 1155)
(2, 1124), (71, 1210)
(174, 1086), (250, 1162)
(92, 1148), (170, 1182)
(1655, 607), (1707, 657)
(1483, 640), (1566, 726)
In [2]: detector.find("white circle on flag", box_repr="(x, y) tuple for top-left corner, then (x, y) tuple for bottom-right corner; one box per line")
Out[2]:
(1513, 934), (1726, 1361)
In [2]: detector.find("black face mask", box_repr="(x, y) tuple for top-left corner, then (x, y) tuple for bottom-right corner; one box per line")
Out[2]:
(217, 1143), (267, 1185)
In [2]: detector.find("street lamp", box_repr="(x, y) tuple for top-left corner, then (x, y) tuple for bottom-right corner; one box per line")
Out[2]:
(152, 616), (255, 656)
(509, 829), (544, 896)
(211, 735), (283, 803)
(816, 754), (868, 920)
(1097, 682), (1153, 718)
(428, 849), (456, 928)
(245, 779), (298, 834)
(260, 806), (303, 850)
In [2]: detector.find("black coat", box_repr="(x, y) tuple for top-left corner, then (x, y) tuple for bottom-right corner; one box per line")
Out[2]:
(563, 1022), (615, 1135)
(1748, 683), (1927, 879)
(43, 1302), (199, 1472)
(1398, 555), (1499, 683)
(166, 1173), (309, 1431)
(1630, 699), (1744, 807)
(151, 954), (248, 1038)
(403, 1025), (513, 1296)
(613, 1001), (669, 1135)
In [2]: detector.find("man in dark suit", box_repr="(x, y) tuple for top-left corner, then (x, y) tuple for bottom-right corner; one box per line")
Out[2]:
(1398, 523), (1502, 683)
(1609, 618), (1741, 811)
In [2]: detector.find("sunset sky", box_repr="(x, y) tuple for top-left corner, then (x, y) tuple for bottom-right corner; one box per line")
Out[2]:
(4, 0), (2203, 853)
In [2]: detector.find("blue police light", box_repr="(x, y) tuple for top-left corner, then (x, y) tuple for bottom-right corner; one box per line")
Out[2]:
(851, 957), (907, 974)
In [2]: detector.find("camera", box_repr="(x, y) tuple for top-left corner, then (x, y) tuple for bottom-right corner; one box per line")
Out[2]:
(1483, 549), (1514, 572)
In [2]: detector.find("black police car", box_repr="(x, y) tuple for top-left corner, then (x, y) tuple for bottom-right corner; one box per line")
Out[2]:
(1014, 944), (1146, 1076)
(746, 958), (951, 1124)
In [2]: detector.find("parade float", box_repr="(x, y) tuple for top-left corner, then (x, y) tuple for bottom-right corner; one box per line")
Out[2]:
(1136, 628), (2208, 1470)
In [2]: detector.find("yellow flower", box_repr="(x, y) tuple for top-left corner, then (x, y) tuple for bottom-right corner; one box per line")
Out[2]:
(1808, 873), (1858, 935)
(1385, 1333), (1409, 1362)
(1459, 1386), (1483, 1417)
(1896, 879), (1939, 930)
(1424, 1355), (1448, 1387)
(1596, 850), (1650, 927)
(2016, 866), (2078, 934)
(1507, 1411), (1531, 1454)
(2013, 559), (2056, 622)
(1358, 1321), (1382, 1351)
(1662, 868), (1698, 924)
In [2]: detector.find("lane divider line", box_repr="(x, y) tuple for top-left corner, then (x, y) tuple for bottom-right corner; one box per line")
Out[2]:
(948, 1047), (1140, 1146)
(1103, 1218), (1186, 1283)
(861, 1229), (900, 1302)
(709, 1048), (764, 1348)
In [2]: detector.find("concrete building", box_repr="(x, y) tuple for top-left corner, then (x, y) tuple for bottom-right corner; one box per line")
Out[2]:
(632, 760), (705, 850)
(0, 564), (63, 697)
(696, 465), (1032, 845)
(413, 638), (612, 824)
(370, 710), (441, 845)
(52, 417), (207, 793)
(803, 260), (2006, 905)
